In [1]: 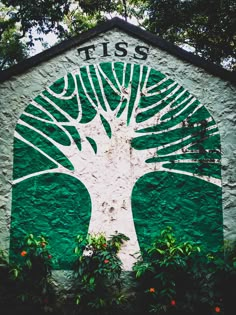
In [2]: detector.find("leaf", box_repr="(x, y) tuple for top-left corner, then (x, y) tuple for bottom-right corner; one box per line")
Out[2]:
(26, 259), (32, 268)
(74, 247), (80, 255)
(197, 246), (201, 252)
(11, 268), (19, 279)
(89, 276), (95, 285)
(76, 295), (81, 305)
(27, 239), (33, 246)
(99, 298), (105, 306)
(156, 248), (165, 254)
(136, 269), (143, 278)
(169, 247), (177, 254)
(177, 247), (184, 254)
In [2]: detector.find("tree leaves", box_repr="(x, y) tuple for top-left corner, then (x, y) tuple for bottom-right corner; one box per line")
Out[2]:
(1, 0), (235, 70)
(143, 0), (236, 70)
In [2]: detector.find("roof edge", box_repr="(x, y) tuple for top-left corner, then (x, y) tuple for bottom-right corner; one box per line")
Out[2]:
(0, 17), (235, 85)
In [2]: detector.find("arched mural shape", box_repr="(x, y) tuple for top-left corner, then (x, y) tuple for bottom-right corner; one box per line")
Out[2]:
(10, 62), (223, 270)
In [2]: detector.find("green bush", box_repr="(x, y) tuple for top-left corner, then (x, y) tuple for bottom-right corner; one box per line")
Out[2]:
(0, 228), (236, 315)
(133, 226), (236, 315)
(0, 234), (55, 312)
(72, 231), (130, 315)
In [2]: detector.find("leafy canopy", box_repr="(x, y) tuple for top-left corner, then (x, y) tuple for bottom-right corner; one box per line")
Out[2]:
(0, 0), (235, 71)
(140, 0), (236, 71)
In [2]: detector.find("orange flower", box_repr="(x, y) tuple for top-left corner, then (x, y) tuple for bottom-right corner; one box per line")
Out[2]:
(103, 244), (107, 248)
(149, 288), (155, 293)
(215, 306), (221, 313)
(21, 250), (27, 257)
(171, 300), (176, 306)
(104, 259), (109, 264)
(41, 242), (46, 247)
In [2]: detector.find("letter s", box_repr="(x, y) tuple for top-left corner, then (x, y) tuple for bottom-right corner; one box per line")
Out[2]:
(115, 42), (128, 57)
(134, 45), (149, 60)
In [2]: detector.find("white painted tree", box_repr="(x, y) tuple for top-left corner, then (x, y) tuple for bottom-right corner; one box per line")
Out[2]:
(13, 62), (221, 269)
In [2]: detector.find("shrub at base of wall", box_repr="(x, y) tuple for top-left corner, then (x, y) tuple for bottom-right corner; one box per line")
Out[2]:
(1, 228), (236, 315)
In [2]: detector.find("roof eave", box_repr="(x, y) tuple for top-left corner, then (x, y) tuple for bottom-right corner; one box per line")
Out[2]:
(0, 17), (235, 85)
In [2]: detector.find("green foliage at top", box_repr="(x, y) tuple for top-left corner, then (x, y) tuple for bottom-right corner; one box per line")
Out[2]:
(72, 232), (130, 315)
(0, 0), (235, 71)
(136, 0), (236, 71)
(61, 7), (100, 39)
(0, 21), (28, 70)
(0, 0), (70, 40)
(0, 0), (70, 69)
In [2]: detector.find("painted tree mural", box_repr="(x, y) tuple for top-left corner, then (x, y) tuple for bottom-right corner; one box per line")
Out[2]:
(10, 62), (222, 270)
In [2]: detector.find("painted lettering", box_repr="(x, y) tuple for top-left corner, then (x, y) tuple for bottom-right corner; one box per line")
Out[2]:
(101, 42), (111, 57)
(77, 44), (95, 60)
(115, 42), (128, 57)
(77, 42), (149, 61)
(134, 45), (149, 60)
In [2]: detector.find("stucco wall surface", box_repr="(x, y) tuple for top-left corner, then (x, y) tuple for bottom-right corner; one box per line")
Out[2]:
(0, 29), (235, 269)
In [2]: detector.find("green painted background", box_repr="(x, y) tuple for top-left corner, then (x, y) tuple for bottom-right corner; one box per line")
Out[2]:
(10, 173), (91, 268)
(132, 172), (222, 256)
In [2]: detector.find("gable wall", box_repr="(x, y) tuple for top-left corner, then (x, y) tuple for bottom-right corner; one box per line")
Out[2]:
(0, 28), (236, 259)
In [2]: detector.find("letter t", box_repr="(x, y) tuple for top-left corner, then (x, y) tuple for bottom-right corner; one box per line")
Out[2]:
(77, 45), (95, 60)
